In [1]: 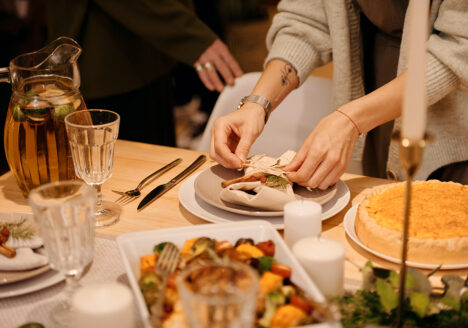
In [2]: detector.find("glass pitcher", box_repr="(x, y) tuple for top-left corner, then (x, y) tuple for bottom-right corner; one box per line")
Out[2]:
(0, 37), (86, 196)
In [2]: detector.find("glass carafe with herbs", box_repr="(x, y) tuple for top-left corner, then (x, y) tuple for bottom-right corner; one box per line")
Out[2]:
(0, 37), (86, 196)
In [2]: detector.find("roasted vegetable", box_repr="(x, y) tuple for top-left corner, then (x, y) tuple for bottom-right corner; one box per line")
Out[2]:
(191, 237), (216, 256)
(290, 295), (313, 314)
(153, 242), (167, 254)
(140, 254), (156, 275)
(236, 243), (264, 258)
(269, 304), (307, 328)
(215, 240), (233, 253)
(259, 291), (286, 327)
(257, 240), (275, 256)
(138, 272), (162, 305)
(271, 263), (292, 279)
(235, 238), (255, 247)
(260, 271), (284, 294)
(258, 256), (276, 273)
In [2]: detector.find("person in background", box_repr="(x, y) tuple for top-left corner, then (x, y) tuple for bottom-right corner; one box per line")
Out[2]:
(47, 0), (242, 146)
(210, 0), (468, 187)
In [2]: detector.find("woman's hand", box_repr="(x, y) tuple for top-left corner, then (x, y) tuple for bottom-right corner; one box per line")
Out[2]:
(194, 39), (243, 92)
(285, 110), (360, 190)
(210, 103), (266, 169)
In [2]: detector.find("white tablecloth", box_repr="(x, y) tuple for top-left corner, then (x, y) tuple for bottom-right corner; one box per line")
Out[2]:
(0, 237), (143, 328)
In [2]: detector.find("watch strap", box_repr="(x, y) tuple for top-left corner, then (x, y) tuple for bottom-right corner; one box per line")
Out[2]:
(237, 95), (273, 123)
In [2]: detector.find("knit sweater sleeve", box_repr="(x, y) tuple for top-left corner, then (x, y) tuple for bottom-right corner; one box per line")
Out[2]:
(425, 0), (468, 105)
(265, 0), (332, 85)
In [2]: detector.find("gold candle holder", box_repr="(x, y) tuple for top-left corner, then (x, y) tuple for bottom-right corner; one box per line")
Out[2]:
(392, 131), (432, 328)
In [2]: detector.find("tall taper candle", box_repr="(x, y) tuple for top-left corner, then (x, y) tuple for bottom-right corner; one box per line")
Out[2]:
(401, 0), (430, 141)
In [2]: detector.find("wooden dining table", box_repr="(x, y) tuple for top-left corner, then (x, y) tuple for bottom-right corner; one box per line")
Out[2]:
(1, 139), (466, 290)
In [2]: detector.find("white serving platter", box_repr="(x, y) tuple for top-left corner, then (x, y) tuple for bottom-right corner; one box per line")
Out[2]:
(116, 220), (341, 328)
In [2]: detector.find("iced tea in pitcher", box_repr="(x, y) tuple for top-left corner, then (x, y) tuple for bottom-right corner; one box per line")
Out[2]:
(1, 37), (86, 196)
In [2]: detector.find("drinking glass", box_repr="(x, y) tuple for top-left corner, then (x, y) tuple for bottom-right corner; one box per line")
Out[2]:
(177, 261), (259, 328)
(28, 180), (96, 327)
(65, 109), (121, 227)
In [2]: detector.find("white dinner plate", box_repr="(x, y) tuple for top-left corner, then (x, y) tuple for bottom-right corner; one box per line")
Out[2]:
(194, 165), (337, 216)
(343, 205), (468, 270)
(116, 220), (340, 328)
(179, 171), (350, 229)
(0, 267), (64, 298)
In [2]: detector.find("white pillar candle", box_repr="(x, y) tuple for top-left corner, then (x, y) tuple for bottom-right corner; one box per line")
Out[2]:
(401, 0), (430, 141)
(72, 282), (135, 328)
(284, 200), (322, 248)
(292, 237), (345, 298)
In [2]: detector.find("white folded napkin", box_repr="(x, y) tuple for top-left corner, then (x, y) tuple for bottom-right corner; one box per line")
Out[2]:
(0, 247), (48, 271)
(220, 181), (296, 211)
(6, 235), (43, 249)
(220, 151), (298, 211)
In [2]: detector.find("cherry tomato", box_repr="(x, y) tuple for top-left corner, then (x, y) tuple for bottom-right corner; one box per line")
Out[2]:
(290, 295), (313, 314)
(167, 272), (177, 289)
(256, 240), (275, 256)
(1, 228), (9, 237)
(271, 262), (292, 278)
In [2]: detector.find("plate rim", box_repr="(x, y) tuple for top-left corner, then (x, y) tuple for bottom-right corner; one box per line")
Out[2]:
(343, 204), (468, 270)
(0, 264), (51, 286)
(179, 172), (350, 229)
(0, 267), (64, 298)
(194, 165), (338, 217)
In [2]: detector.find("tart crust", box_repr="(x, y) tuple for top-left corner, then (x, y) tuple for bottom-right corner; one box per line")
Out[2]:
(356, 180), (468, 265)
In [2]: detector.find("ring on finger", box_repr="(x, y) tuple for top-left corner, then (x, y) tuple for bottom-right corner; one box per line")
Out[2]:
(195, 63), (203, 72)
(204, 62), (214, 71)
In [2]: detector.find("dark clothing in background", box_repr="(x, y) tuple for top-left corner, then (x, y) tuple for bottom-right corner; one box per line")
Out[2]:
(47, 0), (218, 146)
(357, 0), (408, 179)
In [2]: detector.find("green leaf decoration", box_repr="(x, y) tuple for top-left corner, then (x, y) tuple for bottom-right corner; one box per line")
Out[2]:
(441, 295), (460, 311)
(388, 270), (399, 288)
(362, 262), (375, 292)
(0, 218), (36, 240)
(405, 271), (417, 290)
(407, 268), (432, 294)
(265, 175), (288, 189)
(410, 291), (430, 317)
(376, 278), (398, 311)
(442, 275), (465, 300)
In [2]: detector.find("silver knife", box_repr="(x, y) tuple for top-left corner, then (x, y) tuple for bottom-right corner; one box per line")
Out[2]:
(137, 155), (207, 210)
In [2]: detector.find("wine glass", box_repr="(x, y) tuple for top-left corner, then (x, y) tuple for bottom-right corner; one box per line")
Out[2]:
(28, 180), (96, 327)
(65, 109), (121, 227)
(177, 261), (259, 328)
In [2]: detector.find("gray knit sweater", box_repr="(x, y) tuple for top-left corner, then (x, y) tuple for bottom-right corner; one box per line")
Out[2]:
(265, 0), (468, 180)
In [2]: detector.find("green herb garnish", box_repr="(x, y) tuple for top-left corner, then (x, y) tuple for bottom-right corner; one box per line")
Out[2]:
(337, 262), (468, 327)
(0, 217), (35, 240)
(265, 175), (288, 189)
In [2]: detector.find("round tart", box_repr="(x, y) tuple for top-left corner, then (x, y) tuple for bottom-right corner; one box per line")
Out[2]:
(356, 180), (468, 265)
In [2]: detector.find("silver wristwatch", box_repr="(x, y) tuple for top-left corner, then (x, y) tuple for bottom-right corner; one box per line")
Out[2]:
(237, 95), (273, 123)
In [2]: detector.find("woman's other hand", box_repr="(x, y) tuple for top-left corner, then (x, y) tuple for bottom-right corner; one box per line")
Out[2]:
(285, 110), (360, 190)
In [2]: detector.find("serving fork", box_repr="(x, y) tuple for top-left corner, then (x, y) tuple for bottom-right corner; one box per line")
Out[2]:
(113, 158), (181, 203)
(150, 242), (180, 327)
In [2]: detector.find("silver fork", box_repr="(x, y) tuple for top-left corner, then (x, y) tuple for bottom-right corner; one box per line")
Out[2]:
(150, 242), (180, 327)
(113, 158), (181, 204)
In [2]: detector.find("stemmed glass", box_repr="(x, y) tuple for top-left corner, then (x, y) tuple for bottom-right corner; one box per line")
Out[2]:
(177, 261), (259, 328)
(28, 180), (96, 327)
(65, 109), (121, 227)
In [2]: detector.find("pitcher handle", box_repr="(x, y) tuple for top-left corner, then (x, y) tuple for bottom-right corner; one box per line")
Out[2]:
(0, 67), (9, 83)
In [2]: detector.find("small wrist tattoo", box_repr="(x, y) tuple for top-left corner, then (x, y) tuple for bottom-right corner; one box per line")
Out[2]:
(280, 64), (294, 86)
